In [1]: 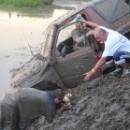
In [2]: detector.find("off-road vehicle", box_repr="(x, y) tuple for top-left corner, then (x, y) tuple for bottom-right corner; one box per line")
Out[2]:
(11, 0), (130, 90)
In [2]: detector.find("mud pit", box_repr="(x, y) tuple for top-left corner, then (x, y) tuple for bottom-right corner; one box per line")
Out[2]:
(27, 75), (130, 130)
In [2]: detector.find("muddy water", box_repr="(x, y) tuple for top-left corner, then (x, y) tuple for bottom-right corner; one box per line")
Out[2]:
(0, 8), (68, 96)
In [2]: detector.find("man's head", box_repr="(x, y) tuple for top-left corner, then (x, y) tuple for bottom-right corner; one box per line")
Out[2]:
(94, 28), (107, 44)
(53, 89), (65, 104)
(75, 22), (85, 30)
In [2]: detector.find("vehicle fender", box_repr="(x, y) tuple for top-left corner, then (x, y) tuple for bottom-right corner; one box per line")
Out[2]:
(11, 58), (65, 90)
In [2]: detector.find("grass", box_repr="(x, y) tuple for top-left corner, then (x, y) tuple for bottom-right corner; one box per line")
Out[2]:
(0, 0), (54, 15)
(0, 0), (47, 8)
(0, 0), (69, 18)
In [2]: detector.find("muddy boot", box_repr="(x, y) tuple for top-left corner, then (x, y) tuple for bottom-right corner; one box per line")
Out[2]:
(110, 67), (123, 78)
(122, 68), (130, 76)
(103, 62), (116, 75)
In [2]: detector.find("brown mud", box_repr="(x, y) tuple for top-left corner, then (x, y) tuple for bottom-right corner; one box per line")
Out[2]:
(28, 75), (130, 130)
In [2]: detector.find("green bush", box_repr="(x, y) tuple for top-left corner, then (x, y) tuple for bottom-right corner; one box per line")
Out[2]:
(14, 0), (44, 7)
(0, 0), (48, 7)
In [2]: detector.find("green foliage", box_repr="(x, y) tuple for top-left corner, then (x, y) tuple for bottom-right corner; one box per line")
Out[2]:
(14, 0), (44, 7)
(0, 0), (48, 8)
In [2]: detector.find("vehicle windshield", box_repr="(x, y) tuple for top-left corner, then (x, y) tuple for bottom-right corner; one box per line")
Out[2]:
(40, 24), (54, 58)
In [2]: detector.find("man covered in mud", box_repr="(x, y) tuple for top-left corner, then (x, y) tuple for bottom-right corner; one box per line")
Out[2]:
(71, 14), (90, 50)
(78, 17), (130, 80)
(71, 20), (87, 48)
(57, 14), (88, 57)
(0, 88), (69, 130)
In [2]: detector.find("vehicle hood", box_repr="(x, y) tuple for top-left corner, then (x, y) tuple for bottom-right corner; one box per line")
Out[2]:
(11, 57), (49, 88)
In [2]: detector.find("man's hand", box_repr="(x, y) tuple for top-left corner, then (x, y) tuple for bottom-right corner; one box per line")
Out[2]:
(84, 69), (95, 81)
(80, 16), (87, 23)
(84, 57), (106, 81)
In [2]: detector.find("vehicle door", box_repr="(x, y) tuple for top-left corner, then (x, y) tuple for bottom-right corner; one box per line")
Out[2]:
(54, 23), (98, 87)
(72, 36), (100, 83)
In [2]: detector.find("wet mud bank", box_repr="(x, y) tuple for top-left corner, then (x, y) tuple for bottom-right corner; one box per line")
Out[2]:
(30, 75), (130, 130)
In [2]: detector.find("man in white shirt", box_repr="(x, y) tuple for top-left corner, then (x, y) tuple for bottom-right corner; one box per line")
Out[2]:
(79, 17), (130, 80)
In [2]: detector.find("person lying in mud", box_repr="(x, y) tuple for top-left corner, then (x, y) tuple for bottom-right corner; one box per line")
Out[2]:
(77, 17), (130, 80)
(0, 88), (72, 130)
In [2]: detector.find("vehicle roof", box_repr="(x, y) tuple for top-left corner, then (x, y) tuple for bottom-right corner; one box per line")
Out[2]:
(53, 0), (129, 26)
(92, 0), (129, 23)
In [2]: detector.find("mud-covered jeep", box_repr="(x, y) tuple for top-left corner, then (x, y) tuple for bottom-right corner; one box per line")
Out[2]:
(11, 0), (130, 90)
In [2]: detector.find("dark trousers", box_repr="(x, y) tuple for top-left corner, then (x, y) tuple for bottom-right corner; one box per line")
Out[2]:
(1, 101), (19, 130)
(113, 51), (130, 65)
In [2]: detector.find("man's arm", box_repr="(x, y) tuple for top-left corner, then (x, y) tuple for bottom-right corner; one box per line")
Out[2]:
(84, 57), (107, 80)
(46, 104), (55, 123)
(84, 21), (99, 29)
(80, 17), (100, 29)
(71, 29), (83, 44)
(86, 30), (94, 37)
(74, 29), (94, 44)
(74, 35), (85, 44)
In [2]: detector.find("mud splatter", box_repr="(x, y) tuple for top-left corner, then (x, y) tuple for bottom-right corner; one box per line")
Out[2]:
(29, 75), (130, 130)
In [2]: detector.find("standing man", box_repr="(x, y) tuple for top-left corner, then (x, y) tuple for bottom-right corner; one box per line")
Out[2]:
(79, 17), (130, 80)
